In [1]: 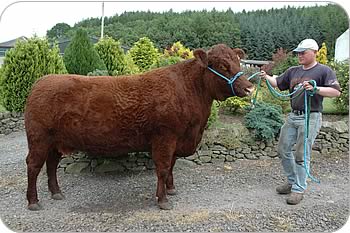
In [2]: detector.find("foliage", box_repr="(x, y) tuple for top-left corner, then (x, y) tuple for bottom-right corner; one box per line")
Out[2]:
(46, 23), (72, 42)
(46, 5), (347, 61)
(316, 42), (328, 64)
(244, 102), (284, 141)
(0, 37), (66, 112)
(329, 60), (349, 112)
(255, 84), (291, 113)
(128, 37), (160, 72)
(206, 101), (219, 129)
(271, 51), (299, 75)
(123, 52), (141, 74)
(63, 29), (106, 75)
(87, 69), (109, 76)
(152, 41), (194, 68)
(164, 41), (194, 59)
(221, 96), (250, 113)
(94, 36), (127, 75)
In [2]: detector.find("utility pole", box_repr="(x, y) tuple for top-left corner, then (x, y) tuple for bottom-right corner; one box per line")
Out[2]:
(101, 2), (105, 39)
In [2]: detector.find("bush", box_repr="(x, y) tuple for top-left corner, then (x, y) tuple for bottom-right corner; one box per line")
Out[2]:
(206, 101), (219, 129)
(329, 60), (349, 112)
(122, 52), (140, 75)
(221, 96), (250, 113)
(95, 37), (127, 75)
(129, 37), (160, 72)
(63, 29), (106, 75)
(87, 69), (109, 76)
(153, 41), (194, 69)
(244, 102), (284, 141)
(0, 37), (66, 112)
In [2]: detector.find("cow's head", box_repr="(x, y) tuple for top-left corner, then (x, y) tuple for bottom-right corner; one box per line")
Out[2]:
(194, 44), (254, 100)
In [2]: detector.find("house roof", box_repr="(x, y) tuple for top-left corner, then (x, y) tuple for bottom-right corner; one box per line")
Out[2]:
(0, 36), (28, 48)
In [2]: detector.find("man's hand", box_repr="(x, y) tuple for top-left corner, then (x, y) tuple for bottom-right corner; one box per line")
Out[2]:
(302, 81), (316, 91)
(259, 70), (267, 79)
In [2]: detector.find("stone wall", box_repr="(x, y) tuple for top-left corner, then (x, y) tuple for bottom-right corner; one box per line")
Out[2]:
(0, 112), (348, 174)
(0, 112), (24, 135)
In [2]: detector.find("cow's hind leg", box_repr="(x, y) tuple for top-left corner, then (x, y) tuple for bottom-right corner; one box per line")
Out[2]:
(46, 149), (64, 200)
(26, 145), (49, 211)
(166, 155), (177, 196)
(152, 134), (177, 210)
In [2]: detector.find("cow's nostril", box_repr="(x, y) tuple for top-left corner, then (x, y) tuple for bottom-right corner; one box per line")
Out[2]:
(245, 86), (255, 95)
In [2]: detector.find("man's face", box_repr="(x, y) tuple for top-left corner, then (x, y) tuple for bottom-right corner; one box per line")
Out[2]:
(297, 49), (317, 65)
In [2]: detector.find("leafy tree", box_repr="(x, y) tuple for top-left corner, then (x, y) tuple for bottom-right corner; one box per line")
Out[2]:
(0, 37), (66, 112)
(316, 42), (328, 64)
(63, 29), (106, 75)
(129, 37), (160, 72)
(46, 23), (71, 42)
(95, 36), (127, 75)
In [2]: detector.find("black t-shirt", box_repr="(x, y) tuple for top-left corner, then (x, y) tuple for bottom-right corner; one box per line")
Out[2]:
(276, 63), (341, 112)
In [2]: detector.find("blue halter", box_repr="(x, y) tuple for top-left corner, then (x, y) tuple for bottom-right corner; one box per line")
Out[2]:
(207, 67), (244, 96)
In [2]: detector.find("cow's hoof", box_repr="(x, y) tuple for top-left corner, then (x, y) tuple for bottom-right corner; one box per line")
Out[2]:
(28, 203), (42, 211)
(167, 189), (177, 195)
(52, 193), (65, 200)
(158, 200), (173, 210)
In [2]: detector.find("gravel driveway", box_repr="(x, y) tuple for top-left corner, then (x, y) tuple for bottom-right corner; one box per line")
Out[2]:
(0, 131), (349, 232)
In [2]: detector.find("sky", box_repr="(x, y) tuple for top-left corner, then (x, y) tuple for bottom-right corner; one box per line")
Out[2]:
(0, 0), (348, 43)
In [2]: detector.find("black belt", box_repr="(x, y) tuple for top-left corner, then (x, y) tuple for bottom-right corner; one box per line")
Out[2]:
(292, 110), (319, 115)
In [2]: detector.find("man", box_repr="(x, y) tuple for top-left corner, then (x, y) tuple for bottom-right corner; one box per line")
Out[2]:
(260, 39), (341, 205)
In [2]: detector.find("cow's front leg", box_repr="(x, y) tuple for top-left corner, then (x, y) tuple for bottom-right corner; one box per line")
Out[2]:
(152, 134), (177, 210)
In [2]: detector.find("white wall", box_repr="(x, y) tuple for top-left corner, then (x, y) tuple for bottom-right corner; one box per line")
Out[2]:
(334, 29), (349, 62)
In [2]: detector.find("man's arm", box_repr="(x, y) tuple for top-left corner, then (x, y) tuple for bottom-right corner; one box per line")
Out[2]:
(259, 71), (278, 87)
(303, 81), (341, 97)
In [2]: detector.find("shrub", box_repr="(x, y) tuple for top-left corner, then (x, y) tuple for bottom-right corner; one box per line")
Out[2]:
(272, 53), (299, 75)
(129, 37), (160, 72)
(329, 60), (349, 112)
(206, 101), (219, 129)
(244, 102), (284, 141)
(221, 96), (250, 113)
(316, 42), (328, 65)
(63, 29), (106, 75)
(0, 37), (66, 112)
(95, 37), (127, 75)
(87, 69), (109, 76)
(123, 52), (141, 75)
(152, 41), (194, 69)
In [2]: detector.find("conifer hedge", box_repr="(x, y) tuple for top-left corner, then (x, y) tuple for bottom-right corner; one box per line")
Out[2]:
(0, 37), (66, 112)
(63, 29), (106, 75)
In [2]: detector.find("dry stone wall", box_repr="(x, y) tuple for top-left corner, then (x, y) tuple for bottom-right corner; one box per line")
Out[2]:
(0, 112), (348, 174)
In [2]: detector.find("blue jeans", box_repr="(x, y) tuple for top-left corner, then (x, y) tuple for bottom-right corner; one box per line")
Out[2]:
(277, 112), (322, 193)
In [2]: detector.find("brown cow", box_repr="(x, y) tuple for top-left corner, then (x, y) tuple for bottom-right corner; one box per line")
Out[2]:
(24, 44), (254, 211)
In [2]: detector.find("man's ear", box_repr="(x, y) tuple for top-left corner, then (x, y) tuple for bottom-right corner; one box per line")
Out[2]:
(194, 49), (208, 68)
(232, 48), (246, 59)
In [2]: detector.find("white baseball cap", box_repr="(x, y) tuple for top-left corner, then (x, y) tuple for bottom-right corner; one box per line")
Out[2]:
(293, 39), (319, 52)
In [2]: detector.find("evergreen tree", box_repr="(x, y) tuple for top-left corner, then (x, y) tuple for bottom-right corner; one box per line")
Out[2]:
(316, 42), (328, 64)
(95, 36), (127, 75)
(129, 37), (160, 72)
(63, 29), (106, 75)
(0, 37), (66, 112)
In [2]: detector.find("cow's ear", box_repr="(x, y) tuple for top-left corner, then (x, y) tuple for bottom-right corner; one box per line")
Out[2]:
(194, 49), (208, 68)
(232, 48), (245, 59)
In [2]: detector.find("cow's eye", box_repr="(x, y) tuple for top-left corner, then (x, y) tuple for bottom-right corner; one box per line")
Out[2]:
(220, 65), (227, 71)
